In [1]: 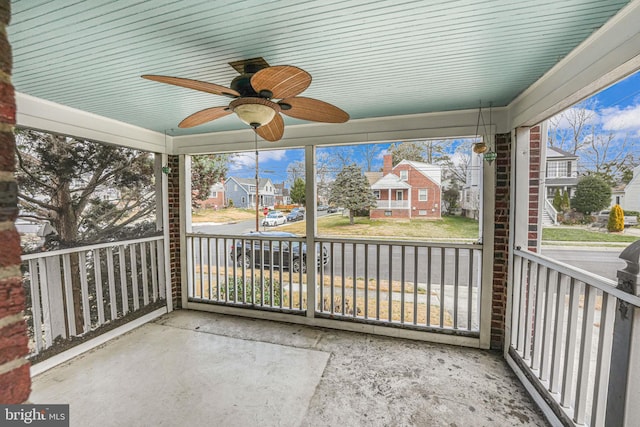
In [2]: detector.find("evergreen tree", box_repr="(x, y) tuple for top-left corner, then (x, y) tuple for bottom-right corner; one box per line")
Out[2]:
(561, 190), (570, 211)
(290, 177), (306, 206)
(328, 164), (377, 224)
(571, 175), (611, 215)
(552, 189), (562, 211)
(607, 204), (624, 232)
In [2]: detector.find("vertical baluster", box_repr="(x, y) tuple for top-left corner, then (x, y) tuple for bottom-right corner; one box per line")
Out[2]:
(150, 241), (158, 302)
(400, 245), (405, 324)
(532, 264), (546, 370)
(550, 274), (569, 393)
(364, 243), (369, 320)
(199, 238), (205, 300)
(216, 238), (221, 301)
(517, 258), (530, 352)
(29, 260), (43, 353)
(388, 245), (393, 322)
(298, 241), (303, 310)
(540, 269), (556, 382)
(353, 243), (357, 318)
(511, 255), (523, 348)
(118, 246), (128, 314)
(426, 247), (432, 327)
(269, 240), (274, 307)
(413, 245), (419, 326)
(279, 240), (284, 309)
(225, 238), (231, 303)
(467, 248), (473, 330)
(106, 247), (117, 320)
(440, 247), (445, 328)
(140, 242), (149, 306)
(319, 241), (325, 312)
(590, 291), (615, 427)
(93, 249), (105, 326)
(341, 242), (346, 316)
(38, 258), (52, 347)
(376, 244), (380, 320)
(189, 236), (195, 298)
(231, 237), (237, 304)
(330, 242), (334, 314)
(78, 252), (90, 333)
(453, 248), (459, 329)
(62, 253), (76, 336)
(574, 285), (596, 425)
(207, 238), (213, 301)
(523, 260), (538, 362)
(157, 240), (166, 300)
(130, 245), (139, 310)
(561, 279), (580, 407)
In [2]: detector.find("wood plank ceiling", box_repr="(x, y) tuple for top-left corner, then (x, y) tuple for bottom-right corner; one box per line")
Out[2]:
(9, 0), (631, 136)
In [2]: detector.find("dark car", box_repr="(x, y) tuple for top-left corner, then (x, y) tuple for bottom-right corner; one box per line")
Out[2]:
(286, 207), (305, 222)
(229, 231), (328, 273)
(327, 206), (338, 213)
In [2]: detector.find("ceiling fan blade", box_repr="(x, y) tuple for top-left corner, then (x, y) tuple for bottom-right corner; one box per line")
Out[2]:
(255, 113), (284, 142)
(178, 106), (232, 128)
(250, 66), (311, 99)
(142, 75), (240, 98)
(280, 97), (349, 123)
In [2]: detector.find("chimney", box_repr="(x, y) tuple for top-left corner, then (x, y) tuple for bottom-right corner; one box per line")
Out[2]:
(383, 154), (393, 175)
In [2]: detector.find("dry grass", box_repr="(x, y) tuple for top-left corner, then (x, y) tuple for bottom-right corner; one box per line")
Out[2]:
(192, 207), (256, 223)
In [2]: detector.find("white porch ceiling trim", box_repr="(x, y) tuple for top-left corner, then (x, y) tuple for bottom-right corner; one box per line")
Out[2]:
(509, 0), (640, 128)
(15, 92), (168, 153)
(170, 108), (504, 155)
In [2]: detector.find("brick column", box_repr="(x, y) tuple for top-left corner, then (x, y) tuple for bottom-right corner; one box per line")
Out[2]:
(167, 155), (182, 309)
(491, 132), (511, 350)
(527, 125), (541, 252)
(0, 0), (31, 403)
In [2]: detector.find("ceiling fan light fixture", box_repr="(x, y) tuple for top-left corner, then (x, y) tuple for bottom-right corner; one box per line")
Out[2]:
(230, 97), (280, 127)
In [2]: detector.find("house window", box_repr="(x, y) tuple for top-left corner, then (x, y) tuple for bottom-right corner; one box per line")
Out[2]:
(234, 184), (238, 191)
(385, 210), (392, 216)
(419, 210), (427, 216)
(547, 161), (568, 178)
(373, 190), (380, 199)
(418, 189), (427, 201)
(211, 191), (217, 198)
(396, 190), (403, 200)
(400, 170), (408, 180)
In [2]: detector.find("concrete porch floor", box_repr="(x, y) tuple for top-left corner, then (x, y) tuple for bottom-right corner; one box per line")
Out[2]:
(31, 310), (548, 426)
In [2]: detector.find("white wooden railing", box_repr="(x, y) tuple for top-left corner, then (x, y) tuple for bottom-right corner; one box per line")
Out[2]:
(508, 248), (640, 426)
(22, 236), (166, 356)
(376, 200), (410, 209)
(186, 233), (482, 335)
(544, 199), (559, 225)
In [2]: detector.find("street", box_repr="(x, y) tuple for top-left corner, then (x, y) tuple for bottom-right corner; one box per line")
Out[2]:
(193, 219), (626, 282)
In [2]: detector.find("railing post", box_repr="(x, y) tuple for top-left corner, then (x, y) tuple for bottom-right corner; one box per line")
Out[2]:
(606, 240), (640, 427)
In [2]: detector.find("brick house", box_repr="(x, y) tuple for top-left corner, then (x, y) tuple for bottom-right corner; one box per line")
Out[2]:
(369, 154), (442, 219)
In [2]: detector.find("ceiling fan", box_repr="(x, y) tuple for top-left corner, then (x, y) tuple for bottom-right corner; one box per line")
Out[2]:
(142, 58), (349, 142)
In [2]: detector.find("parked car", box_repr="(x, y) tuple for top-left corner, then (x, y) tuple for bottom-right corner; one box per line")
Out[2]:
(230, 231), (329, 273)
(327, 206), (338, 213)
(317, 205), (329, 211)
(286, 207), (305, 222)
(262, 211), (286, 227)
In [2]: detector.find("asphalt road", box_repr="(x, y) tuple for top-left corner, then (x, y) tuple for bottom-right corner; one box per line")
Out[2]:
(193, 219), (625, 282)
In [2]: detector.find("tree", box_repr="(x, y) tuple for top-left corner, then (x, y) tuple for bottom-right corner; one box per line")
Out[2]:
(191, 154), (232, 205)
(286, 160), (305, 187)
(561, 190), (570, 212)
(328, 164), (377, 225)
(547, 100), (597, 154)
(607, 204), (624, 232)
(552, 189), (562, 211)
(442, 185), (460, 215)
(388, 141), (426, 165)
(571, 175), (611, 215)
(16, 129), (157, 332)
(290, 177), (306, 206)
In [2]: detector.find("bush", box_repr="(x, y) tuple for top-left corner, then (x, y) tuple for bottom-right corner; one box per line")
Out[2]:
(607, 204), (625, 232)
(561, 191), (570, 211)
(572, 175), (611, 215)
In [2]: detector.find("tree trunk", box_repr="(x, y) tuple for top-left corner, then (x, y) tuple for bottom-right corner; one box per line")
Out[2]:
(349, 210), (354, 225)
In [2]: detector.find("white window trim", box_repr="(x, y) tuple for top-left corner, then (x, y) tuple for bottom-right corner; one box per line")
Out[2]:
(418, 189), (428, 201)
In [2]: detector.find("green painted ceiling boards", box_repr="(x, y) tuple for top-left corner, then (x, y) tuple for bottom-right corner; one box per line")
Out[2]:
(9, 0), (631, 136)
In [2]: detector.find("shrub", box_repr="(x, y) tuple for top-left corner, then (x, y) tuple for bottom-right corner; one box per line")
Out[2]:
(561, 191), (570, 212)
(572, 175), (611, 214)
(607, 204), (624, 232)
(552, 189), (562, 211)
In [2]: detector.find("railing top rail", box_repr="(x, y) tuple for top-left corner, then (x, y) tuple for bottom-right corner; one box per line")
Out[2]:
(514, 248), (640, 307)
(21, 235), (164, 261)
(187, 232), (481, 249)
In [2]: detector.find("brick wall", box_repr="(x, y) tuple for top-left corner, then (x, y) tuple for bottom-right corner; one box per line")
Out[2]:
(491, 132), (511, 350)
(167, 155), (182, 309)
(0, 0), (31, 403)
(528, 125), (541, 252)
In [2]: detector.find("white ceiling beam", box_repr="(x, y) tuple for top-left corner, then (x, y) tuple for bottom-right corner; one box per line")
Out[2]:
(15, 92), (168, 153)
(171, 108), (508, 155)
(509, 0), (640, 128)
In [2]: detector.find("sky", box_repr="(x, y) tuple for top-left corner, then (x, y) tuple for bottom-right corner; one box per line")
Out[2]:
(227, 71), (640, 187)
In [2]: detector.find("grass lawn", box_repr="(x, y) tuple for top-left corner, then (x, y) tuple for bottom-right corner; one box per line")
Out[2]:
(280, 214), (479, 240)
(542, 227), (640, 243)
(192, 207), (256, 223)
